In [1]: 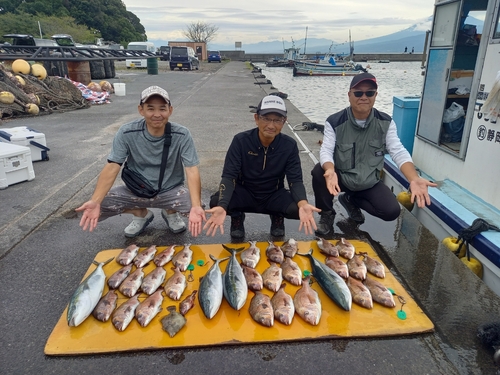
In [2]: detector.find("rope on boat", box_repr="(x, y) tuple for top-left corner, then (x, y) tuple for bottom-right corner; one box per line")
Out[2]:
(457, 218), (500, 260)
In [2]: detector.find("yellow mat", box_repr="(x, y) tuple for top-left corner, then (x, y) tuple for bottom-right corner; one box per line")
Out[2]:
(45, 240), (433, 355)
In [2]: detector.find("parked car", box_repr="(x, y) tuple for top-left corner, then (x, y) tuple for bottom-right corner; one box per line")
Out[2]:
(208, 50), (222, 63)
(3, 34), (57, 46)
(169, 46), (199, 71)
(158, 46), (170, 61)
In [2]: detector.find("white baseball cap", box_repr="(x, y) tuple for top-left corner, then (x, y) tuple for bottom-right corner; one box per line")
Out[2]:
(257, 95), (287, 117)
(140, 85), (170, 104)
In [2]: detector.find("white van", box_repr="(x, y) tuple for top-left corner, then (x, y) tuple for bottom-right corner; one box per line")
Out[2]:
(125, 41), (156, 68)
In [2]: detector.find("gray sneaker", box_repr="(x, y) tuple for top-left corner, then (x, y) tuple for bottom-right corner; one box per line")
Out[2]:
(124, 210), (154, 238)
(338, 193), (365, 223)
(162, 210), (187, 234)
(315, 211), (335, 236)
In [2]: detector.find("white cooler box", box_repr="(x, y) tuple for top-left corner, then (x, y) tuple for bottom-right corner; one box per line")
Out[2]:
(0, 143), (35, 189)
(0, 126), (49, 161)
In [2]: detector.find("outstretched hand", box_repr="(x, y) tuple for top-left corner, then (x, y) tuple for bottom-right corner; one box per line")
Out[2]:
(298, 203), (321, 235)
(188, 206), (207, 237)
(324, 168), (341, 196)
(75, 200), (101, 232)
(203, 206), (227, 236)
(409, 178), (438, 208)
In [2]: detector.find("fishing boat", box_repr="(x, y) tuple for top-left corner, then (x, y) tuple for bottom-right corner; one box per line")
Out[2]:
(382, 0), (500, 297)
(293, 42), (350, 69)
(292, 62), (366, 77)
(265, 41), (302, 67)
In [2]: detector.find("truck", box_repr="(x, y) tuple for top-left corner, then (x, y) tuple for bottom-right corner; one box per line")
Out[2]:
(125, 41), (156, 68)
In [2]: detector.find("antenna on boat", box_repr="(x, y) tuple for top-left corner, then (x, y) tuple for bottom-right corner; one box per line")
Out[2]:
(303, 26), (308, 56)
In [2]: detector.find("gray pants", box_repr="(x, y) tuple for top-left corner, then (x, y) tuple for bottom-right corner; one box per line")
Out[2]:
(98, 185), (192, 221)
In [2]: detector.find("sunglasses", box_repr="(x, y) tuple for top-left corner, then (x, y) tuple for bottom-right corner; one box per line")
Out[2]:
(352, 90), (377, 98)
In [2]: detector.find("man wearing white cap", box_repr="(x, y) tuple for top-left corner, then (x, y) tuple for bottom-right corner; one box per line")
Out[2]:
(76, 85), (206, 237)
(204, 95), (319, 238)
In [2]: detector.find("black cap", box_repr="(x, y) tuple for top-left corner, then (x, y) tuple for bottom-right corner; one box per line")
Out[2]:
(350, 72), (378, 89)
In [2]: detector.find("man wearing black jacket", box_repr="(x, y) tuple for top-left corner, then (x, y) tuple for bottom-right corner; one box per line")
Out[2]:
(204, 95), (319, 238)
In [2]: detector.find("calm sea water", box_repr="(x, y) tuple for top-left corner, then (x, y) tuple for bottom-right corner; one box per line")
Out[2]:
(255, 61), (425, 124)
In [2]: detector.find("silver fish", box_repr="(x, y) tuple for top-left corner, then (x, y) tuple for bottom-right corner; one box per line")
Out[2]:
(271, 283), (295, 325)
(361, 252), (386, 278)
(347, 253), (367, 281)
(364, 276), (396, 307)
(240, 241), (261, 268)
(135, 289), (164, 327)
(281, 257), (302, 286)
(262, 261), (283, 293)
(266, 241), (284, 264)
(325, 256), (349, 279)
(116, 244), (140, 266)
(172, 244), (193, 272)
(293, 275), (322, 326)
(249, 291), (274, 327)
(347, 277), (373, 309)
(164, 266), (187, 301)
(92, 289), (118, 322)
(198, 254), (229, 319)
(134, 245), (157, 268)
(141, 266), (167, 295)
(107, 264), (133, 289)
(281, 238), (298, 258)
(179, 290), (197, 316)
(153, 245), (178, 267)
(119, 267), (145, 298)
(67, 257), (114, 327)
(112, 294), (140, 331)
(161, 305), (187, 338)
(241, 263), (263, 291)
(222, 244), (248, 311)
(337, 238), (355, 260)
(316, 237), (339, 257)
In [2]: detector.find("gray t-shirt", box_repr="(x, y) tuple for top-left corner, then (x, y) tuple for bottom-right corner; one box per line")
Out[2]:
(108, 118), (199, 193)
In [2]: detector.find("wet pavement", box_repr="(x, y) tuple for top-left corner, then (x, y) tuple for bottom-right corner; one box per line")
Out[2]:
(1, 61), (500, 375)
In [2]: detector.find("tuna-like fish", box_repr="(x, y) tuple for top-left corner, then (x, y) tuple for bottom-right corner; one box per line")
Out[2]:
(116, 244), (140, 266)
(337, 238), (355, 260)
(161, 306), (187, 338)
(266, 241), (284, 264)
(241, 263), (263, 291)
(92, 289), (118, 322)
(281, 238), (298, 258)
(347, 253), (367, 281)
(281, 257), (302, 286)
(141, 266), (167, 295)
(179, 290), (197, 316)
(360, 252), (386, 278)
(134, 245), (157, 268)
(119, 267), (145, 298)
(262, 261), (283, 293)
(325, 256), (349, 279)
(364, 276), (396, 307)
(222, 244), (248, 310)
(316, 237), (339, 257)
(153, 245), (178, 267)
(293, 276), (322, 326)
(271, 283), (295, 325)
(67, 257), (114, 327)
(297, 249), (352, 311)
(107, 264), (133, 289)
(249, 291), (274, 327)
(112, 294), (140, 331)
(164, 266), (187, 301)
(135, 289), (164, 327)
(240, 241), (261, 268)
(347, 277), (373, 309)
(172, 244), (193, 272)
(198, 254), (229, 319)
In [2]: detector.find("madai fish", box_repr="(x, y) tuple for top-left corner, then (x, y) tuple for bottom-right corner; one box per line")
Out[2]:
(116, 244), (140, 266)
(198, 254), (229, 319)
(360, 252), (386, 278)
(347, 277), (373, 309)
(67, 257), (114, 327)
(293, 275), (322, 326)
(222, 244), (248, 311)
(92, 289), (118, 322)
(325, 256), (349, 279)
(240, 241), (261, 268)
(281, 257), (302, 286)
(135, 289), (164, 327)
(347, 253), (367, 281)
(134, 245), (157, 268)
(161, 306), (187, 338)
(337, 238), (355, 260)
(364, 276), (396, 307)
(141, 266), (167, 295)
(180, 290), (197, 316)
(172, 244), (193, 272)
(153, 245), (178, 267)
(266, 241), (284, 264)
(297, 249), (352, 311)
(262, 261), (283, 293)
(119, 267), (145, 298)
(107, 264), (133, 289)
(281, 238), (298, 258)
(164, 266), (187, 301)
(241, 263), (263, 291)
(249, 291), (274, 327)
(112, 295), (141, 332)
(316, 237), (339, 257)
(271, 283), (295, 325)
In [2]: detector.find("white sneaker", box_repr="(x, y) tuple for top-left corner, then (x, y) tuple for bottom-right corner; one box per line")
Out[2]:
(161, 210), (186, 234)
(124, 210), (154, 238)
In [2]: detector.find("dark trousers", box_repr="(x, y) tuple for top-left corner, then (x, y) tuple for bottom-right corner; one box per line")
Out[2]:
(311, 163), (400, 221)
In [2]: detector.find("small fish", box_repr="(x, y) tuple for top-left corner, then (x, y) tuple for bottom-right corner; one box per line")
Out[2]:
(316, 237), (339, 257)
(135, 289), (164, 327)
(92, 289), (118, 322)
(364, 276), (396, 307)
(153, 245), (178, 267)
(107, 264), (133, 289)
(347, 277), (373, 309)
(111, 294), (141, 331)
(347, 253), (367, 281)
(281, 257), (302, 286)
(325, 256), (349, 279)
(360, 252), (386, 278)
(249, 291), (274, 327)
(161, 306), (187, 338)
(172, 244), (193, 272)
(281, 238), (298, 258)
(119, 267), (145, 298)
(179, 290), (197, 316)
(164, 266), (187, 301)
(134, 245), (157, 268)
(222, 244), (248, 311)
(240, 241), (261, 268)
(337, 238), (355, 260)
(198, 254), (229, 319)
(262, 261), (283, 293)
(141, 266), (167, 295)
(271, 283), (295, 325)
(116, 244), (140, 266)
(241, 263), (263, 291)
(293, 276), (322, 326)
(266, 241), (284, 264)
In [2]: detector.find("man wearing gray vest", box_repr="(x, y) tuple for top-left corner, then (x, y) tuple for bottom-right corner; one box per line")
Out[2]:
(312, 73), (436, 235)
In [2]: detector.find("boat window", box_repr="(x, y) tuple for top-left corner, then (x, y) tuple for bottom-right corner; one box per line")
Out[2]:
(431, 1), (460, 47)
(494, 8), (500, 39)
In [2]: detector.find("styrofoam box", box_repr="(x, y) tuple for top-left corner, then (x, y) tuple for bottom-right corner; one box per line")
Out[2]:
(0, 143), (35, 189)
(0, 126), (49, 161)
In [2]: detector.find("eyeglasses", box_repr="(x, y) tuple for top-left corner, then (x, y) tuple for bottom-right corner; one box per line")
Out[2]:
(352, 90), (377, 98)
(259, 115), (286, 124)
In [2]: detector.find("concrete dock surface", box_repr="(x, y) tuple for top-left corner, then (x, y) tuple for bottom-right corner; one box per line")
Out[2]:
(1, 61), (499, 375)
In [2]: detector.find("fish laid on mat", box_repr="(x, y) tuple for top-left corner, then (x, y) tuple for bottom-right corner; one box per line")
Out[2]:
(294, 276), (322, 326)
(281, 238), (298, 258)
(360, 252), (386, 278)
(161, 306), (187, 338)
(271, 283), (295, 325)
(281, 257), (302, 286)
(135, 289), (164, 327)
(347, 253), (367, 281)
(153, 245), (178, 267)
(364, 276), (396, 307)
(198, 254), (229, 319)
(249, 291), (274, 327)
(67, 257), (114, 327)
(316, 237), (339, 257)
(107, 264), (133, 289)
(164, 266), (187, 301)
(325, 256), (349, 279)
(119, 267), (145, 298)
(92, 289), (118, 322)
(347, 277), (373, 309)
(337, 238), (355, 260)
(179, 290), (197, 316)
(241, 263), (264, 291)
(240, 241), (261, 268)
(262, 260), (283, 293)
(141, 266), (167, 295)
(266, 241), (284, 264)
(134, 245), (157, 268)
(111, 294), (141, 331)
(172, 244), (193, 272)
(116, 244), (140, 266)
(222, 244), (248, 310)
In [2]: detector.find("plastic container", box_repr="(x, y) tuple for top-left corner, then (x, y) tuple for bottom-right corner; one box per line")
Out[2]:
(392, 96), (420, 155)
(0, 143), (35, 189)
(0, 126), (49, 161)
(114, 83), (126, 96)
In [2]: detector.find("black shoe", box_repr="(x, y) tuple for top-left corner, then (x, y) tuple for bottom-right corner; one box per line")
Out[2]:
(270, 215), (285, 237)
(338, 193), (365, 223)
(230, 213), (245, 238)
(315, 211), (335, 236)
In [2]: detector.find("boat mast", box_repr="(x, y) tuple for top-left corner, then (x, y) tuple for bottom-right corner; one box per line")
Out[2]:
(303, 26), (308, 56)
